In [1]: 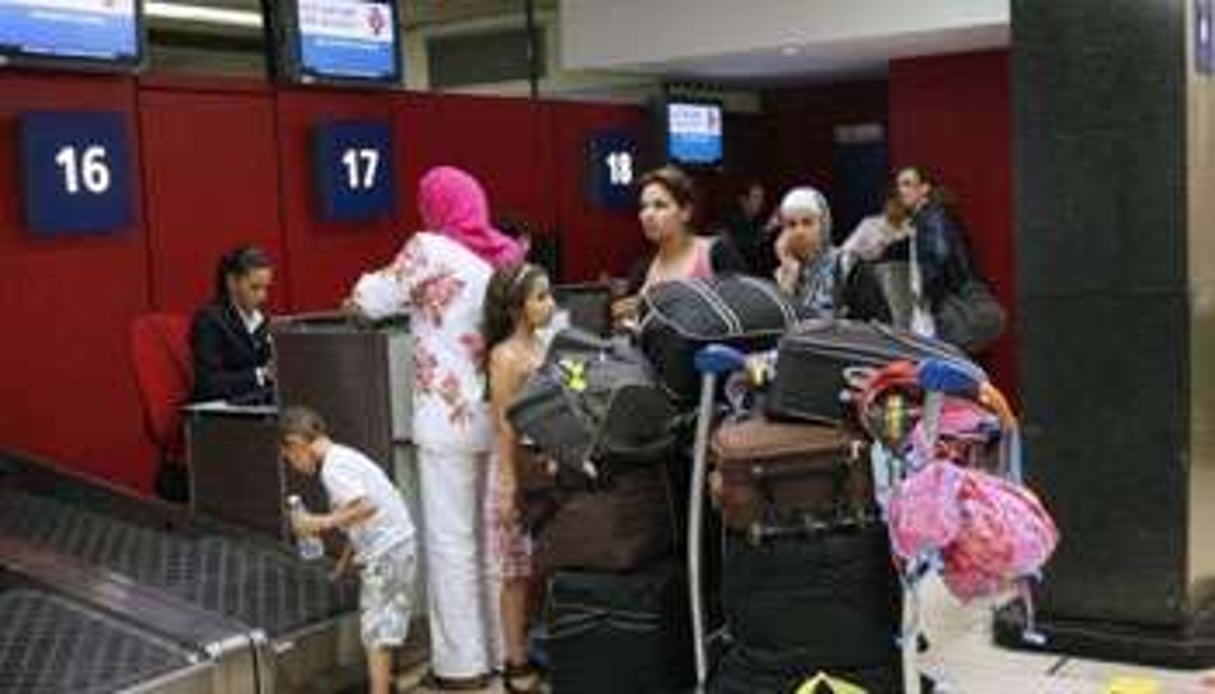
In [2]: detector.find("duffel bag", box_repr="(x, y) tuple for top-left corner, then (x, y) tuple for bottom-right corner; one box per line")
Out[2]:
(545, 558), (694, 694)
(508, 329), (680, 480)
(640, 276), (797, 404)
(767, 319), (973, 425)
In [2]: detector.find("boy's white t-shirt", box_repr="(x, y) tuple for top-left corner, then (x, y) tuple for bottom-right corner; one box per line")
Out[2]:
(320, 443), (415, 563)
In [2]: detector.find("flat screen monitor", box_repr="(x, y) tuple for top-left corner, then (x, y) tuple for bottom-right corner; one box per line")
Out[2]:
(0, 0), (142, 70)
(276, 0), (402, 85)
(665, 100), (723, 167)
(553, 283), (613, 339)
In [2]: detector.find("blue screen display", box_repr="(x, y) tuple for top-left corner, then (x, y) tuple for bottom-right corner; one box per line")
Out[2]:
(296, 0), (400, 81)
(667, 102), (723, 166)
(0, 0), (139, 63)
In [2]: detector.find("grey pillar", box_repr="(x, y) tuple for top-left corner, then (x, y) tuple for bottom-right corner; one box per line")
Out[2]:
(997, 0), (1215, 667)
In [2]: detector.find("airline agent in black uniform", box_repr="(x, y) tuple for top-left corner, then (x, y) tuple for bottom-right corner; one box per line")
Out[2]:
(190, 246), (275, 404)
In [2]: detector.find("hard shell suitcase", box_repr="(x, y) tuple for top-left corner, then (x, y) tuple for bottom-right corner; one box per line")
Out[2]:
(711, 419), (874, 534)
(767, 319), (971, 424)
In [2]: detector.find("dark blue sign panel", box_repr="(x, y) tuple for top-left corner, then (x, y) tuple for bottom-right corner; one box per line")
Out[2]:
(587, 131), (639, 211)
(19, 110), (134, 235)
(297, 0), (400, 81)
(0, 0), (140, 65)
(313, 120), (395, 222)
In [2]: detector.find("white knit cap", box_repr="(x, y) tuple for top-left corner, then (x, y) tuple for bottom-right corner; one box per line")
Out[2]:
(779, 186), (832, 238)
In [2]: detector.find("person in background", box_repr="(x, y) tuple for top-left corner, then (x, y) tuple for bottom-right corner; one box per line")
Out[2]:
(190, 245), (274, 404)
(774, 186), (890, 322)
(347, 166), (524, 692)
(280, 406), (416, 694)
(611, 165), (746, 328)
(482, 263), (556, 694)
(842, 194), (916, 329)
(894, 166), (981, 337)
(721, 177), (770, 276)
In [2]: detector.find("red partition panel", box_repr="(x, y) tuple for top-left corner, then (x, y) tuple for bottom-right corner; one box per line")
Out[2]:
(139, 79), (285, 313)
(276, 88), (403, 311)
(888, 50), (1016, 395)
(766, 81), (888, 198)
(0, 72), (153, 491)
(547, 101), (649, 281)
(416, 93), (555, 236)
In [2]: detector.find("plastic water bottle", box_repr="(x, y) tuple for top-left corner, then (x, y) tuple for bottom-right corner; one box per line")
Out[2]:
(287, 495), (325, 561)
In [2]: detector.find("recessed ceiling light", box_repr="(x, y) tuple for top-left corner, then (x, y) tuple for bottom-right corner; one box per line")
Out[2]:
(781, 46), (801, 56)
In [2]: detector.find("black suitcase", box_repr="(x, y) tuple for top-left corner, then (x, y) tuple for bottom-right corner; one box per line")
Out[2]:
(767, 319), (971, 424)
(640, 276), (797, 404)
(508, 329), (679, 479)
(721, 525), (900, 664)
(545, 559), (694, 694)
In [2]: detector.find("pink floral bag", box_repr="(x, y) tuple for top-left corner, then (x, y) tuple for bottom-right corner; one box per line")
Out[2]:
(887, 460), (1059, 601)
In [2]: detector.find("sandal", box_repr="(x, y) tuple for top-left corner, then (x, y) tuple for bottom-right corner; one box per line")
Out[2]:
(502, 662), (545, 694)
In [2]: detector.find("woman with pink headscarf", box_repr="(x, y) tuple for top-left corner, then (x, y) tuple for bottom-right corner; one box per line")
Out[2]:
(348, 166), (524, 691)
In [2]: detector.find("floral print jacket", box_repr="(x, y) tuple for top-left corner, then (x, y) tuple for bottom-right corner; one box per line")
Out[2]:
(352, 232), (493, 454)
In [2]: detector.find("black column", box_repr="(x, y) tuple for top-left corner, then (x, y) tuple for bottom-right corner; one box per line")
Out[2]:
(998, 0), (1215, 666)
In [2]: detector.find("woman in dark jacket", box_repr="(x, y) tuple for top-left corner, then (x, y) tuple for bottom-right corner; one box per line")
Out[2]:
(895, 167), (975, 310)
(190, 246), (275, 404)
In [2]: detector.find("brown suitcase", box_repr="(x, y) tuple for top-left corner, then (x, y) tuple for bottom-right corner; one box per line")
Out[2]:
(535, 465), (676, 573)
(711, 419), (873, 533)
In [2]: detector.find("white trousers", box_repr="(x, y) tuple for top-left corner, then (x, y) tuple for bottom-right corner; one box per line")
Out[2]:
(417, 447), (502, 678)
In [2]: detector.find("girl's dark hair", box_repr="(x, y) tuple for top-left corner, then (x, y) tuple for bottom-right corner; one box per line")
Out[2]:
(482, 263), (549, 362)
(213, 246), (272, 303)
(638, 165), (697, 210)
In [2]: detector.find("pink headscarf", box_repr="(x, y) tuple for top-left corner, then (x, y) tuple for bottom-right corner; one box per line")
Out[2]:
(418, 166), (525, 269)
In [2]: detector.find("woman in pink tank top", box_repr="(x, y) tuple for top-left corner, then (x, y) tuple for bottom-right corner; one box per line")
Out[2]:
(611, 166), (745, 328)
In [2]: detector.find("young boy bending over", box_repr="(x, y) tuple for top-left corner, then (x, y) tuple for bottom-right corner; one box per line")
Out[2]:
(280, 406), (416, 694)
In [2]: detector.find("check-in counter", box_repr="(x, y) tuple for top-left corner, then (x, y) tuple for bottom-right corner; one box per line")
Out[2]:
(271, 312), (425, 606)
(185, 402), (311, 541)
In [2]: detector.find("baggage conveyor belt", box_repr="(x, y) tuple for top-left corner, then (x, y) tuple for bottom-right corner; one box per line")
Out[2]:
(0, 453), (365, 693)
(0, 488), (352, 638)
(0, 580), (202, 693)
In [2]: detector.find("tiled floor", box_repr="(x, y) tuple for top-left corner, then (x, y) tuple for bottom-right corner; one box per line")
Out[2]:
(392, 577), (1215, 693)
(917, 577), (1215, 693)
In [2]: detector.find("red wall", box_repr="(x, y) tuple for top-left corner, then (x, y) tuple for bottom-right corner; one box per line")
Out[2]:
(765, 80), (889, 200)
(0, 72), (648, 493)
(275, 88), (404, 310)
(0, 72), (155, 491)
(888, 49), (1017, 394)
(548, 101), (651, 280)
(139, 77), (286, 313)
(0, 54), (1016, 493)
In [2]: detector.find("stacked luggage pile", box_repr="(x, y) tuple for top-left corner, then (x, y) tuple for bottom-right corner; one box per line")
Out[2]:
(508, 276), (1059, 694)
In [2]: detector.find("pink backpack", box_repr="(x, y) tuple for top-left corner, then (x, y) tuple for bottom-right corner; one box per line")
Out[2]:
(887, 461), (1059, 601)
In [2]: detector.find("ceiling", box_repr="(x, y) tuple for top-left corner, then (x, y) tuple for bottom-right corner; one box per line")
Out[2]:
(643, 25), (1010, 85)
